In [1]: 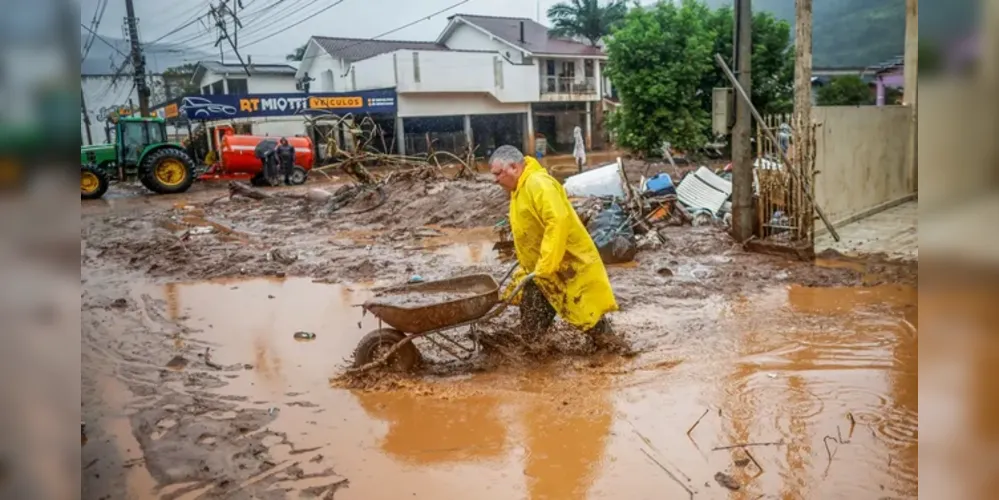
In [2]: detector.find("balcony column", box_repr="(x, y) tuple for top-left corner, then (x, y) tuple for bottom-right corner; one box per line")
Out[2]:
(585, 101), (593, 149)
(463, 114), (473, 151)
(395, 115), (405, 156)
(525, 103), (535, 155)
(594, 60), (603, 97)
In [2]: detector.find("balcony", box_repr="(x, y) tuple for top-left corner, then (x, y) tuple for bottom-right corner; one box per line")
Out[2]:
(539, 76), (599, 102)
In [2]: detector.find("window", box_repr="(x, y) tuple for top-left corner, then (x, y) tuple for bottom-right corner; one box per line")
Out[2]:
(201, 85), (210, 95)
(146, 121), (165, 144)
(560, 61), (575, 78)
(584, 60), (594, 78)
(413, 52), (421, 83)
(227, 78), (248, 94)
(545, 59), (556, 76)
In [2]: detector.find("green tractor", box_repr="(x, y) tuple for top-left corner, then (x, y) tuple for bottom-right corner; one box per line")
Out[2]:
(81, 115), (197, 199)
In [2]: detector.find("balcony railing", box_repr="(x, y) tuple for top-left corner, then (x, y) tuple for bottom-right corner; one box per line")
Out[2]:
(540, 76), (597, 95)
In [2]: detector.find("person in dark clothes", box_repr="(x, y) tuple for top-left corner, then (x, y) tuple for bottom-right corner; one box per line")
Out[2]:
(276, 137), (296, 185)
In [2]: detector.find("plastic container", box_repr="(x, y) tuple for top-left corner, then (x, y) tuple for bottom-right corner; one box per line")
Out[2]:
(563, 159), (626, 199)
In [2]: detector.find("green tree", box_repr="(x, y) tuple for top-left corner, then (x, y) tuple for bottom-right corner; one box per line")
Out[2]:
(547, 0), (628, 46)
(702, 6), (793, 119)
(157, 63), (199, 102)
(816, 75), (873, 106)
(605, 0), (716, 154)
(286, 43), (308, 62)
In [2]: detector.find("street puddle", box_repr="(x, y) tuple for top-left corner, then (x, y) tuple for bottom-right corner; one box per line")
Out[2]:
(120, 276), (916, 498)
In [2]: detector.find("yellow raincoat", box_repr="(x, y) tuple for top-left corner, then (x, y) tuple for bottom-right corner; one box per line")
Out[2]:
(504, 156), (618, 331)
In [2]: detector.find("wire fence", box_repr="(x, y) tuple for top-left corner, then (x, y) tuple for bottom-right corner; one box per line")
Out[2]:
(755, 113), (815, 246)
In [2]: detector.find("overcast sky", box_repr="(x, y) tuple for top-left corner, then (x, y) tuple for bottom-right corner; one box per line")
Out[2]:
(80, 0), (585, 64)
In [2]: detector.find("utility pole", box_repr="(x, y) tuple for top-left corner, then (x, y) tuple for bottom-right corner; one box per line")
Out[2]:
(211, 1), (251, 77)
(81, 88), (94, 145)
(792, 0), (813, 237)
(730, 0), (754, 242)
(124, 0), (150, 116)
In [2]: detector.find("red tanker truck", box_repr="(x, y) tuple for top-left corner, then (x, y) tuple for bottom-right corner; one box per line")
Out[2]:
(199, 125), (314, 185)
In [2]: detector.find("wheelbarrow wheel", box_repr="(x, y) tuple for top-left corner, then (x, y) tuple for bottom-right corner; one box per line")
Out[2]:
(353, 328), (420, 372)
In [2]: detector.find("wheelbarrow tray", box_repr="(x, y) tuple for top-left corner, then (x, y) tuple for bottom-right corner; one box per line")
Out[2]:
(363, 274), (500, 334)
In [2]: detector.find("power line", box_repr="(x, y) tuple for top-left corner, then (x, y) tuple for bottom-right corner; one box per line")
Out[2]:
(82, 0), (109, 61)
(80, 22), (130, 58)
(233, 0), (472, 68)
(240, 0), (347, 48)
(184, 0), (318, 52)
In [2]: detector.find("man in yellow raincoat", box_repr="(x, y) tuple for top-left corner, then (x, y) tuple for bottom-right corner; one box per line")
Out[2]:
(488, 145), (621, 348)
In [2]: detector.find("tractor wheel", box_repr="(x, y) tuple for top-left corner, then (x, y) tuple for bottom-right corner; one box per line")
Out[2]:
(81, 164), (109, 200)
(353, 328), (420, 372)
(288, 165), (308, 185)
(139, 148), (196, 195)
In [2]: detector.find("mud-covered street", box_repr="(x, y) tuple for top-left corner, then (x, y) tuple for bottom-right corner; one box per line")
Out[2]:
(82, 173), (917, 499)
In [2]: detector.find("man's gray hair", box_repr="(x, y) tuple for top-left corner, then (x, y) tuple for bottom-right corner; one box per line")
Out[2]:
(489, 145), (525, 168)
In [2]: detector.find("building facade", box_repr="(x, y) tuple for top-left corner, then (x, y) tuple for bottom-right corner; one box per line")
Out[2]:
(295, 14), (615, 156)
(188, 60), (302, 137)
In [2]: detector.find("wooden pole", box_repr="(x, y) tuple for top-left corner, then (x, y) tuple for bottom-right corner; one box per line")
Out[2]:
(792, 0), (815, 240)
(730, 0), (754, 242)
(714, 54), (840, 241)
(903, 0), (918, 193)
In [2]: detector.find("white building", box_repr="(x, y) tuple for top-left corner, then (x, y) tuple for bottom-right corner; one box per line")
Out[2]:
(188, 60), (302, 137)
(295, 14), (615, 155)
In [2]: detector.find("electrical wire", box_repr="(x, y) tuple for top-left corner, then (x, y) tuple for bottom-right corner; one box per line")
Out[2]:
(182, 0), (319, 52)
(82, 0), (109, 61)
(80, 22), (130, 58)
(239, 0), (351, 48)
(230, 0), (472, 67)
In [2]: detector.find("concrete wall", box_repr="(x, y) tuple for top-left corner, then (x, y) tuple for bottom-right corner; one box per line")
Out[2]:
(247, 74), (297, 94)
(444, 23), (524, 63)
(813, 105), (915, 223)
(397, 93), (527, 118)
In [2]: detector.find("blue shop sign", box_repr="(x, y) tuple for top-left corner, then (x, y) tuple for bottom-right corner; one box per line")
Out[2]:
(177, 88), (397, 120)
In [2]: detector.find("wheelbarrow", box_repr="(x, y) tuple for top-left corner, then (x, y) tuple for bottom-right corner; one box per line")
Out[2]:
(349, 265), (533, 374)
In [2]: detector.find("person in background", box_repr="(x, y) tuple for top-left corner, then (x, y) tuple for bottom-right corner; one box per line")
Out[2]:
(488, 145), (626, 352)
(572, 126), (586, 173)
(534, 133), (547, 162)
(276, 137), (296, 185)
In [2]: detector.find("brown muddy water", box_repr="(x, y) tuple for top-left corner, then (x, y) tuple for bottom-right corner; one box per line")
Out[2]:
(82, 178), (917, 498)
(83, 272), (916, 499)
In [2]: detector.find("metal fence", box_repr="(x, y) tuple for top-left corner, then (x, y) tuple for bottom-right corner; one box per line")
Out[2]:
(754, 113), (816, 247)
(540, 76), (597, 95)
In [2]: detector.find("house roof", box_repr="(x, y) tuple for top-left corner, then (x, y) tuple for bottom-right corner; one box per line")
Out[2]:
(443, 14), (606, 57)
(867, 55), (904, 76)
(191, 61), (297, 84)
(312, 36), (448, 63)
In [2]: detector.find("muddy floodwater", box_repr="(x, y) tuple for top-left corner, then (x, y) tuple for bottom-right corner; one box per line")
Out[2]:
(82, 177), (917, 499)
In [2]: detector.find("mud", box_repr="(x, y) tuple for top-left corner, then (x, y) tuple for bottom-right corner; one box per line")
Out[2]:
(83, 177), (917, 499)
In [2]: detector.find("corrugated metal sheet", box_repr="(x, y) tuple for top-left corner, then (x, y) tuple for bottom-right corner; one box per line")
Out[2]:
(677, 166), (732, 214)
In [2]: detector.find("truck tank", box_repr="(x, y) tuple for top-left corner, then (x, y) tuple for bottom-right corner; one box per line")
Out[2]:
(219, 135), (314, 175)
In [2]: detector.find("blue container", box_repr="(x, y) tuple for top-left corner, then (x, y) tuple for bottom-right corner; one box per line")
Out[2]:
(645, 173), (675, 195)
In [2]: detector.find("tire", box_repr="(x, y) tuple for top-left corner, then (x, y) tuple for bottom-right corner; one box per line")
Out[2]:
(139, 148), (196, 195)
(288, 165), (308, 185)
(353, 328), (420, 372)
(81, 164), (109, 200)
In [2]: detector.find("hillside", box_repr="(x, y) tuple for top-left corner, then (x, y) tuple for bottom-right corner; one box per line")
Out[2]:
(704, 0), (976, 68)
(703, 0), (903, 67)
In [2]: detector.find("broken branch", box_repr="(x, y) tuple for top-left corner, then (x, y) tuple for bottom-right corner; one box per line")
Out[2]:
(712, 440), (784, 451)
(641, 448), (694, 500)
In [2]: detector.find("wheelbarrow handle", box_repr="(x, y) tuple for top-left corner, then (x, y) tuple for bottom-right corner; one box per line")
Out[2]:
(506, 272), (535, 299)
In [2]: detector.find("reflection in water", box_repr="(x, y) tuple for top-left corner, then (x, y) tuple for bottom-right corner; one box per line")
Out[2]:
(518, 372), (613, 500)
(126, 276), (918, 498)
(353, 390), (508, 464)
(719, 284), (917, 498)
